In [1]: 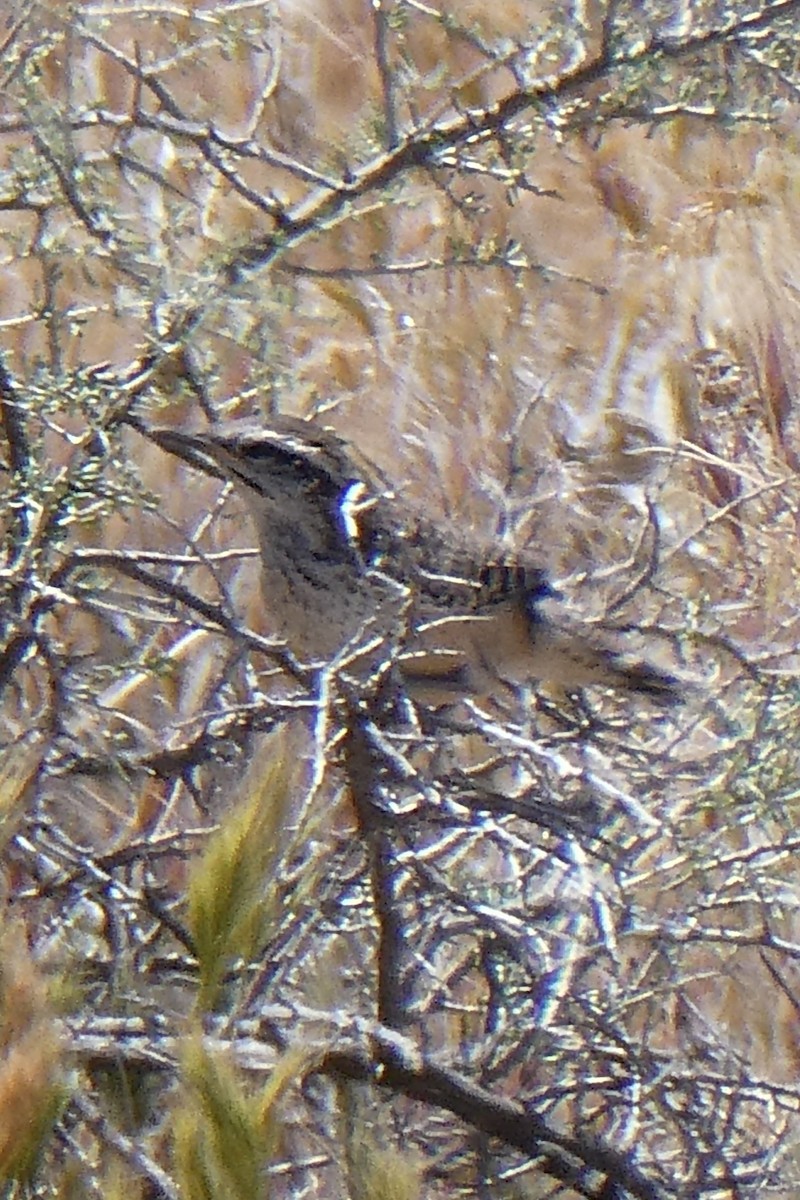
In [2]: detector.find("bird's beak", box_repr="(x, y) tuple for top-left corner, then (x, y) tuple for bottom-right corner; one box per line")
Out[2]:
(143, 427), (229, 482)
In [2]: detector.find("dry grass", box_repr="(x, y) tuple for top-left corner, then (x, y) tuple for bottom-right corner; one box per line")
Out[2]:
(0, 2), (799, 1197)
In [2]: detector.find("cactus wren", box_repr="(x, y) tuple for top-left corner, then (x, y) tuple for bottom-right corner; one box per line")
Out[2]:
(147, 418), (680, 706)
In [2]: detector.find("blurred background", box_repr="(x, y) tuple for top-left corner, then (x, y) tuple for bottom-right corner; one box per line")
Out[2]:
(1, 3), (800, 1197)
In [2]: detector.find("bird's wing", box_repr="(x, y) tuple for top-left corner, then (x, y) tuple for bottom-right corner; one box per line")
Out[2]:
(401, 599), (680, 704)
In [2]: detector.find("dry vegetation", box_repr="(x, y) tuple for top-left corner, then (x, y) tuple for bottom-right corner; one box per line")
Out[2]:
(1, 1), (800, 1197)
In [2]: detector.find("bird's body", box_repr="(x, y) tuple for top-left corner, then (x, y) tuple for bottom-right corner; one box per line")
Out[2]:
(149, 419), (680, 706)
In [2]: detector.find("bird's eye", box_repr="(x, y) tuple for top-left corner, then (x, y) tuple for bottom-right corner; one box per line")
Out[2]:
(241, 441), (304, 469)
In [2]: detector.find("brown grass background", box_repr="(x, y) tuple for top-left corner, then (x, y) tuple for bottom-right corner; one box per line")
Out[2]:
(2, 1), (800, 1195)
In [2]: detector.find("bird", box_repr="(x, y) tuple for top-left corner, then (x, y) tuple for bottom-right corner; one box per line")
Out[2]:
(144, 417), (681, 707)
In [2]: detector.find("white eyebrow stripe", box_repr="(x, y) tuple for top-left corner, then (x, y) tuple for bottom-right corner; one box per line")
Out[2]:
(339, 480), (370, 545)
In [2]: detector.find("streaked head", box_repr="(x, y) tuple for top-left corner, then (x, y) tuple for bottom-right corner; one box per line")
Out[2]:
(146, 419), (362, 501)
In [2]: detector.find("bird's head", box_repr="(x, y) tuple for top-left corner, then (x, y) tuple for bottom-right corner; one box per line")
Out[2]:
(146, 418), (364, 500)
